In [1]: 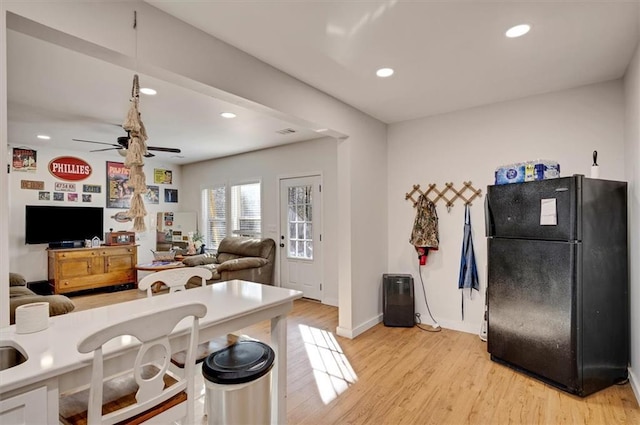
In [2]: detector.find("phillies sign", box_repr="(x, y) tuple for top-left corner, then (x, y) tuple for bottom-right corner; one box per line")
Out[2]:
(48, 156), (92, 181)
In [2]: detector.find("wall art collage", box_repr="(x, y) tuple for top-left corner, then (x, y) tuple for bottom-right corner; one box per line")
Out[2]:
(14, 149), (177, 208)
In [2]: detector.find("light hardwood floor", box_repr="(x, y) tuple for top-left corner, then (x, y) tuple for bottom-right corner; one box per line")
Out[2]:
(70, 288), (640, 425)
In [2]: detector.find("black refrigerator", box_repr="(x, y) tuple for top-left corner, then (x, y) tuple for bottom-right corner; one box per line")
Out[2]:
(485, 174), (628, 396)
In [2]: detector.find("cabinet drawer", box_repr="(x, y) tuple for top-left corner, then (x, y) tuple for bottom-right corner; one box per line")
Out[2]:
(58, 270), (136, 291)
(51, 249), (101, 260)
(104, 246), (136, 257)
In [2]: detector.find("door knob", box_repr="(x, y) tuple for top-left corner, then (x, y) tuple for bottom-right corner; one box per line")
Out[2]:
(279, 243), (285, 248)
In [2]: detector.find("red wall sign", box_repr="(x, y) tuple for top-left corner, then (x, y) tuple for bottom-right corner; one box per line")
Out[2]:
(48, 156), (92, 181)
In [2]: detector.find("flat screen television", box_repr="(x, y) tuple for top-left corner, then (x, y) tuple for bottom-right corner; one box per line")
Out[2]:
(25, 205), (104, 245)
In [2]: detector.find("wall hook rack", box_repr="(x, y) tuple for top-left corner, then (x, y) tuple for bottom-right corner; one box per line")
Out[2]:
(405, 181), (482, 211)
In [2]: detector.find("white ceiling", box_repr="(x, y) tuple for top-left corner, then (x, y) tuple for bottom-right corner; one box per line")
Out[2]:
(149, 1), (639, 123)
(7, 1), (640, 165)
(7, 27), (322, 165)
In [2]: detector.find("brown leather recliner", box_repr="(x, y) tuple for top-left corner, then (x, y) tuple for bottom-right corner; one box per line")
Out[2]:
(183, 237), (276, 286)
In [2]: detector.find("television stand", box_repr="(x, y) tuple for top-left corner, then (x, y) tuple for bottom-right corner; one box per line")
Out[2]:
(47, 245), (138, 294)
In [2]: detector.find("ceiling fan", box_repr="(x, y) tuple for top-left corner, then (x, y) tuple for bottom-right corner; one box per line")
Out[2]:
(72, 134), (181, 158)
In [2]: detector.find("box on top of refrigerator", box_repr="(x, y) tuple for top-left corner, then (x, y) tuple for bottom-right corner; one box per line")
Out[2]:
(495, 160), (560, 185)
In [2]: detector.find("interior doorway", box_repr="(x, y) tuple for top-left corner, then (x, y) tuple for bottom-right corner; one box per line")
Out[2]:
(279, 175), (322, 300)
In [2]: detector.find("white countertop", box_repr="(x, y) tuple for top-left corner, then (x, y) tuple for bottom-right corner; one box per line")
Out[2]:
(0, 280), (303, 394)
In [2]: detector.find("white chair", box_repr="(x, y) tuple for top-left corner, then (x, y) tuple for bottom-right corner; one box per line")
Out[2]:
(138, 268), (241, 418)
(138, 267), (228, 367)
(58, 302), (207, 425)
(138, 266), (212, 297)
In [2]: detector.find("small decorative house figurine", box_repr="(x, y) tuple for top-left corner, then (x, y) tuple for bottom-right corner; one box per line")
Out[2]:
(91, 236), (101, 247)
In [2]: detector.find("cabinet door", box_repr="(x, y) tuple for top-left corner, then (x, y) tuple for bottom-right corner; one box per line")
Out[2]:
(56, 250), (103, 278)
(0, 386), (48, 424)
(105, 247), (136, 272)
(58, 257), (89, 278)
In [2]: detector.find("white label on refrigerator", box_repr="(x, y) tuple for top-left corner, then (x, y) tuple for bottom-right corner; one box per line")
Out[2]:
(540, 198), (557, 225)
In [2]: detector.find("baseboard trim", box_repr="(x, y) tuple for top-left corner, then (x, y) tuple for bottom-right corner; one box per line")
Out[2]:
(629, 367), (639, 405)
(322, 297), (338, 307)
(435, 318), (482, 336)
(336, 313), (382, 339)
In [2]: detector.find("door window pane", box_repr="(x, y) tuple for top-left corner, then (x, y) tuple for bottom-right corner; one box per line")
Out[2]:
(286, 183), (313, 260)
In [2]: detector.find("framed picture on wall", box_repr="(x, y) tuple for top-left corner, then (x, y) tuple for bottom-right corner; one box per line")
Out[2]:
(12, 148), (37, 172)
(106, 161), (131, 209)
(145, 185), (160, 204)
(164, 189), (178, 203)
(154, 168), (173, 184)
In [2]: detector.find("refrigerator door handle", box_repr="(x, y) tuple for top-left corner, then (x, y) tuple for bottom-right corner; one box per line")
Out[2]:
(484, 194), (494, 237)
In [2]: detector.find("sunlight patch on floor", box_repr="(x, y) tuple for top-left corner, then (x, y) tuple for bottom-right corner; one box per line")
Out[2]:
(299, 324), (357, 404)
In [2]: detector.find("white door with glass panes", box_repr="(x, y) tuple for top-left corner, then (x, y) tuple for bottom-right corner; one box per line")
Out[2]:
(279, 176), (322, 300)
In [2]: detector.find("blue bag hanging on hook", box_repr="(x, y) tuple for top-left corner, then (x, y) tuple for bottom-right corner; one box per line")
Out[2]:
(458, 204), (479, 320)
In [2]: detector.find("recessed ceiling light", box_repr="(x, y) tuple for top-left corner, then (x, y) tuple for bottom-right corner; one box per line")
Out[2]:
(37, 135), (50, 140)
(220, 112), (236, 119)
(140, 87), (157, 95)
(505, 24), (531, 38)
(376, 68), (394, 78)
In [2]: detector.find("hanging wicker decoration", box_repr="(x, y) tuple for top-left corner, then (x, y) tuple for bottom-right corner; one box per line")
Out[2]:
(122, 74), (148, 232)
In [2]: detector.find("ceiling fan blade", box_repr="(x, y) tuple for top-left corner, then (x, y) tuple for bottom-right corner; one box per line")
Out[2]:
(147, 146), (181, 153)
(73, 138), (120, 147)
(90, 147), (123, 153)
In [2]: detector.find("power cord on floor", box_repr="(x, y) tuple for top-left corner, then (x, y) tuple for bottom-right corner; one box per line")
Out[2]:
(416, 264), (441, 332)
(415, 312), (441, 332)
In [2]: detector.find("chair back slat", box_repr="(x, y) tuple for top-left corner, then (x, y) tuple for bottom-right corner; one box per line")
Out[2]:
(134, 338), (171, 403)
(138, 267), (213, 297)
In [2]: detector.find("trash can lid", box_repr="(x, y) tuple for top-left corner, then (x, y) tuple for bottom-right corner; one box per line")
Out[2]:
(202, 340), (275, 385)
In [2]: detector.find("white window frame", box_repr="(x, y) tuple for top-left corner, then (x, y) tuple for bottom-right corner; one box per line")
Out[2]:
(201, 183), (227, 251)
(201, 179), (262, 250)
(230, 181), (262, 238)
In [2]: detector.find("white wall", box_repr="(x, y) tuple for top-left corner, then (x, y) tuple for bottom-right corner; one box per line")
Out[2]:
(624, 36), (640, 401)
(388, 80), (626, 334)
(7, 145), (186, 281)
(1, 1), (388, 337)
(0, 9), (8, 326)
(182, 138), (339, 305)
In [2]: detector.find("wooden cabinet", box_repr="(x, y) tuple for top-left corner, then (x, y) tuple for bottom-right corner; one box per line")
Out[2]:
(48, 245), (137, 294)
(0, 386), (49, 424)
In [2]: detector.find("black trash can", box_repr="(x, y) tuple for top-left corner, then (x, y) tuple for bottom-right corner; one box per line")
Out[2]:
(202, 340), (275, 425)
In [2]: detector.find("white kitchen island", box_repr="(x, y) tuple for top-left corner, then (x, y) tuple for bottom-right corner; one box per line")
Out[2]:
(0, 280), (303, 424)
